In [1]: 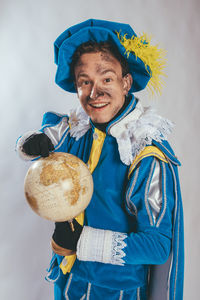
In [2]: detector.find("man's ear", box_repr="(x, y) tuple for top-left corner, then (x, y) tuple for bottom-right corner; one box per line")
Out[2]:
(123, 73), (133, 94)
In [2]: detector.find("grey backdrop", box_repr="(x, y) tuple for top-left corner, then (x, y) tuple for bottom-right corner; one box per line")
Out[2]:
(1, 0), (199, 299)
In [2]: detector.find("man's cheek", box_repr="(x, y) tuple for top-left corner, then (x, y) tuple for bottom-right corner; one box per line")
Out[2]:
(102, 86), (114, 96)
(77, 88), (83, 98)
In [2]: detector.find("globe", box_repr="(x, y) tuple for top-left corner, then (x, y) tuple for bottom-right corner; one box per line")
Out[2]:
(24, 152), (93, 222)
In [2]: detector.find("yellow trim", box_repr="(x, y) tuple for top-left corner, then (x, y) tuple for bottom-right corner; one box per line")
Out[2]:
(60, 128), (106, 274)
(128, 146), (168, 179)
(87, 128), (106, 173)
(59, 254), (76, 274)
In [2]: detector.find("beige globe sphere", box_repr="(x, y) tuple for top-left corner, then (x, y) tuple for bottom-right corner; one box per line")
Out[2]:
(24, 152), (93, 222)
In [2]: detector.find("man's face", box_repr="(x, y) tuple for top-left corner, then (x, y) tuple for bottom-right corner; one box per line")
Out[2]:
(74, 52), (132, 123)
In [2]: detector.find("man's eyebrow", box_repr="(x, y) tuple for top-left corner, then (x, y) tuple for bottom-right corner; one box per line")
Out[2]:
(99, 69), (117, 75)
(76, 69), (117, 79)
(76, 73), (89, 80)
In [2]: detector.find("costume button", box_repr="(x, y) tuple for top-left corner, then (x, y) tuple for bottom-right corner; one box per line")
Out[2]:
(93, 132), (98, 140)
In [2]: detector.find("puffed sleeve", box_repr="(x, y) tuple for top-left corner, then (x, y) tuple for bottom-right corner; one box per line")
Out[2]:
(16, 112), (70, 160)
(123, 156), (174, 265)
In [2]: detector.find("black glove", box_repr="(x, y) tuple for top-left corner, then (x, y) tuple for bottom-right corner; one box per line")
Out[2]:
(52, 219), (83, 251)
(22, 133), (54, 157)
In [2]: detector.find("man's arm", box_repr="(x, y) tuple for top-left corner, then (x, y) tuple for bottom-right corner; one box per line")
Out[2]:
(76, 156), (174, 266)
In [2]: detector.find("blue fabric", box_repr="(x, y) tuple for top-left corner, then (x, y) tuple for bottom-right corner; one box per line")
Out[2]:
(54, 19), (150, 93)
(43, 95), (184, 299)
(124, 156), (173, 264)
(54, 271), (69, 300)
(152, 140), (184, 300)
(46, 254), (69, 300)
(64, 273), (147, 300)
(46, 253), (65, 283)
(41, 112), (69, 128)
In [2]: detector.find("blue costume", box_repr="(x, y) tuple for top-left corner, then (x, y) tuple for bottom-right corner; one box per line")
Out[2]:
(16, 19), (184, 300)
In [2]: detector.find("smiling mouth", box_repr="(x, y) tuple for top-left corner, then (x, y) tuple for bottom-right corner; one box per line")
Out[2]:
(89, 102), (109, 109)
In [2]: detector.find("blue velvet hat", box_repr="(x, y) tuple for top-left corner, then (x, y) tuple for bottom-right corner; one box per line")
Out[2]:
(54, 19), (166, 95)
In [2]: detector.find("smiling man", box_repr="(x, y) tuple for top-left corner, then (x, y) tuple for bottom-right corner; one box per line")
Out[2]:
(74, 48), (132, 124)
(16, 19), (184, 300)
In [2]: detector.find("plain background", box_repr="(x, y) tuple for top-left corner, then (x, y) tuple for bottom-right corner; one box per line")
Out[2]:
(0, 0), (199, 299)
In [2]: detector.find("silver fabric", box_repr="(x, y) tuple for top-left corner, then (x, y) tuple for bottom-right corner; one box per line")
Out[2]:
(148, 158), (162, 224)
(43, 117), (69, 146)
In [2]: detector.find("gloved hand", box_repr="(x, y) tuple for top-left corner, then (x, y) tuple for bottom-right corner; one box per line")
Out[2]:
(22, 133), (54, 157)
(52, 219), (83, 251)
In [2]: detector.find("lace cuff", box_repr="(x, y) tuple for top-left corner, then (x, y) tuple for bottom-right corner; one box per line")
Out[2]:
(76, 226), (127, 266)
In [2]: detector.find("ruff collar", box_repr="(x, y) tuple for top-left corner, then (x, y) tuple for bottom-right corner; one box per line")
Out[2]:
(69, 101), (173, 165)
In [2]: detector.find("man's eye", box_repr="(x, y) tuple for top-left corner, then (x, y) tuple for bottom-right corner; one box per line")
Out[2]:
(83, 80), (90, 85)
(105, 78), (111, 83)
(77, 80), (90, 87)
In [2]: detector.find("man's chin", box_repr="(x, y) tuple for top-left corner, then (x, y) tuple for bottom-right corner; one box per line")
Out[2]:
(91, 116), (111, 124)
(89, 112), (110, 124)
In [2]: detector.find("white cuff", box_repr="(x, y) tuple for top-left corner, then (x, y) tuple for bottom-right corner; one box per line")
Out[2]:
(16, 131), (41, 161)
(77, 226), (127, 266)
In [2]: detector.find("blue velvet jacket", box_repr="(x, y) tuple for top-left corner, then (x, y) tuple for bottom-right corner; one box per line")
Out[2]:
(18, 96), (184, 299)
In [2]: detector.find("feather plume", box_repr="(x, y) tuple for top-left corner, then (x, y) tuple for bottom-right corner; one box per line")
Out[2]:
(116, 32), (167, 96)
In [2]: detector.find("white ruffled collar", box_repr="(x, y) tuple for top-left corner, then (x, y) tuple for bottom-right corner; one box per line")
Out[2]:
(68, 101), (173, 165)
(69, 105), (91, 141)
(109, 101), (173, 165)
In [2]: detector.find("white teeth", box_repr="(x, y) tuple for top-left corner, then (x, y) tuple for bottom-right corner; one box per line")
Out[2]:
(90, 103), (108, 108)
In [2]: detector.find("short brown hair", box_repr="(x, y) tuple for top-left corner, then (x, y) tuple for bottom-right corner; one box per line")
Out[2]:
(70, 41), (130, 79)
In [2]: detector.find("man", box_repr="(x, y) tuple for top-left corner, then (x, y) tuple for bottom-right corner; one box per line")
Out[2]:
(16, 19), (184, 300)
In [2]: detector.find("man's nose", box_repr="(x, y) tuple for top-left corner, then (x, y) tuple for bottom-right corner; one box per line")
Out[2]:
(90, 83), (102, 100)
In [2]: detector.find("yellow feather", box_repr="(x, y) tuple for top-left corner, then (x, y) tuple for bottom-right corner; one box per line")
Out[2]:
(116, 32), (167, 97)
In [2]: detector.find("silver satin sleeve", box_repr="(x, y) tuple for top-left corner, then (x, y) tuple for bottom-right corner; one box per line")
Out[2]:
(148, 158), (162, 224)
(16, 117), (69, 161)
(43, 117), (69, 146)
